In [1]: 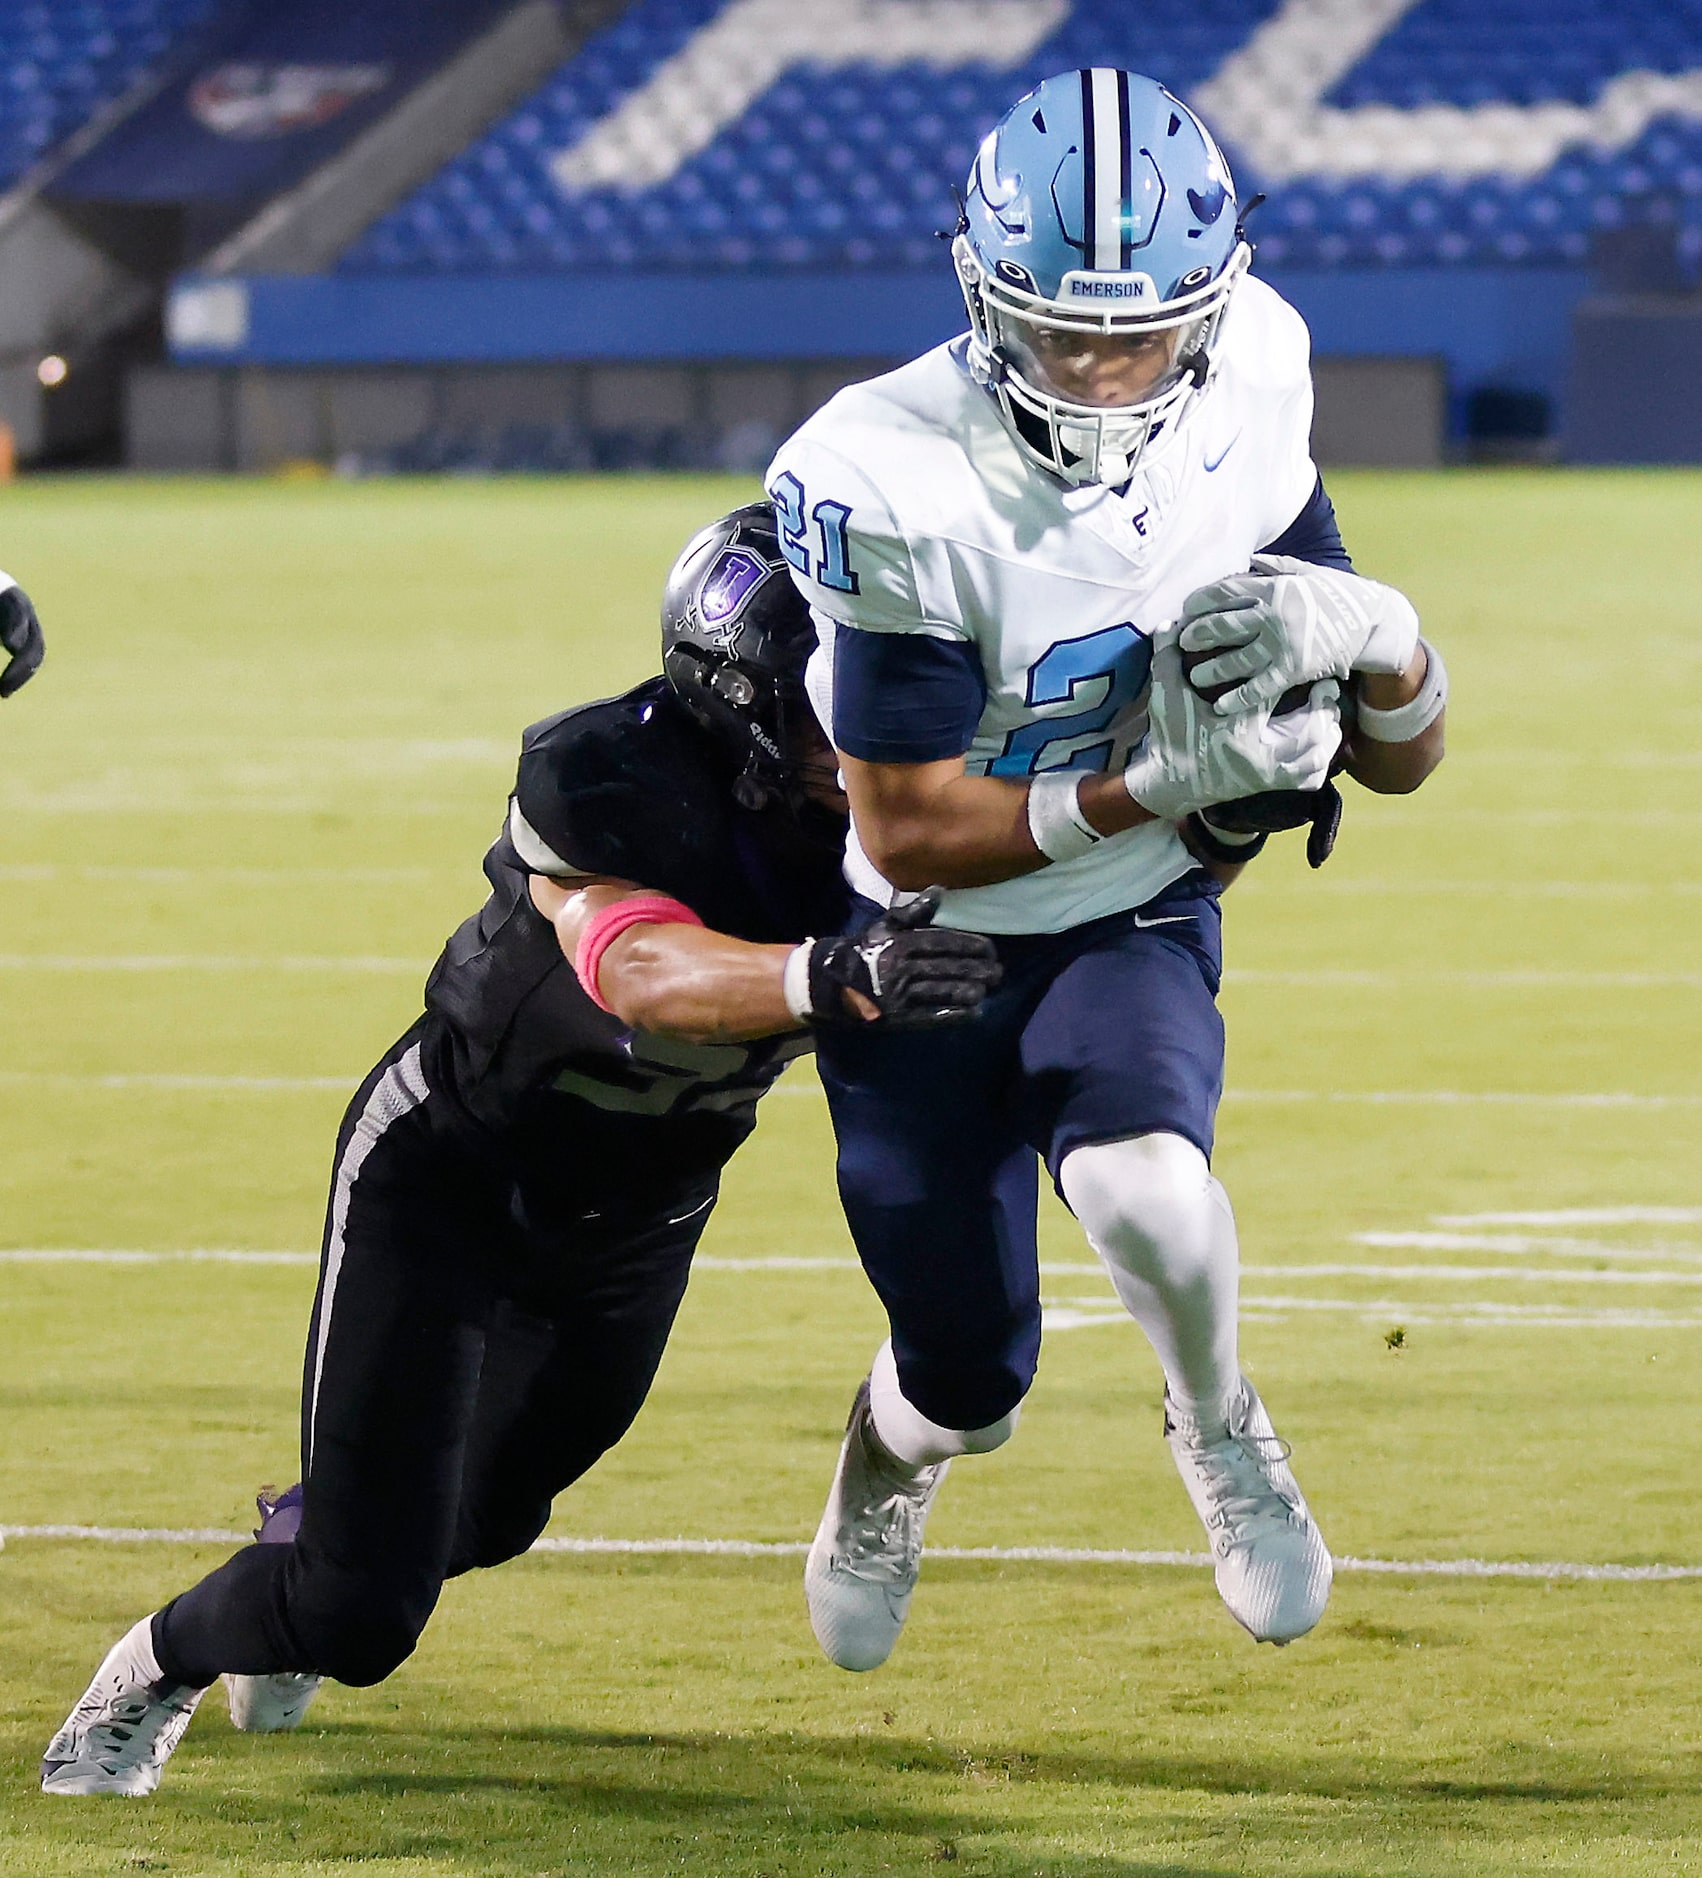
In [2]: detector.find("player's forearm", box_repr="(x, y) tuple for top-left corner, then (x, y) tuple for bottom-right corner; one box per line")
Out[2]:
(841, 751), (1156, 891)
(531, 874), (798, 1042)
(1177, 820), (1253, 889)
(1345, 646), (1446, 795)
(595, 926), (798, 1042)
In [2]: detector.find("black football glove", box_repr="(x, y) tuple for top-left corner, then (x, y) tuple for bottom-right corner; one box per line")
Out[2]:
(1192, 777), (1345, 870)
(0, 581), (44, 698)
(807, 889), (1002, 1029)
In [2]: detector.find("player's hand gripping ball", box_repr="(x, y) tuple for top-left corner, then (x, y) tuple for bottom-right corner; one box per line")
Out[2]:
(1124, 639), (1341, 824)
(808, 890), (1002, 1029)
(1178, 553), (1420, 717)
(1178, 639), (1347, 869)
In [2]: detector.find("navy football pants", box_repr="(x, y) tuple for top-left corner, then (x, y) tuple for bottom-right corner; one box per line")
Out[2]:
(154, 1022), (719, 1690)
(816, 877), (1225, 1432)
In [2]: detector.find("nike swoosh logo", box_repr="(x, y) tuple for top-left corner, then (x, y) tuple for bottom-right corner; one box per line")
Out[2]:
(1130, 912), (1196, 929)
(1202, 433), (1241, 472)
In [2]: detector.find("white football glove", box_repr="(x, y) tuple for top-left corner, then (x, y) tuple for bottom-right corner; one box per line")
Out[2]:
(1178, 552), (1420, 715)
(1123, 639), (1342, 823)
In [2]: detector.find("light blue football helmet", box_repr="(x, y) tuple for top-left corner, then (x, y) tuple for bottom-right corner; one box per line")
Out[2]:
(954, 69), (1250, 486)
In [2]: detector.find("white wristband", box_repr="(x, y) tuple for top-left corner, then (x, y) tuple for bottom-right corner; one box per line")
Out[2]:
(0, 569), (15, 599)
(782, 940), (815, 1022)
(1026, 770), (1103, 864)
(1354, 637), (1448, 744)
(1195, 815), (1264, 847)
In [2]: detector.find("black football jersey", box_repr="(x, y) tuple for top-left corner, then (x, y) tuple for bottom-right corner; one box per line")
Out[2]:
(423, 678), (850, 1159)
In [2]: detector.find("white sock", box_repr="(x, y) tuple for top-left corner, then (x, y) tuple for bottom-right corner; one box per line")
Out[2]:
(1059, 1132), (1241, 1435)
(129, 1614), (167, 1686)
(866, 1339), (1021, 1470)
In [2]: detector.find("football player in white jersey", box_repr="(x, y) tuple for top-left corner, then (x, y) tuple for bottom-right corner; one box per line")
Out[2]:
(766, 68), (1447, 1669)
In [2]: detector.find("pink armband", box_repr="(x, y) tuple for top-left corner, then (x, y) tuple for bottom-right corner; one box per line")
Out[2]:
(573, 893), (704, 1014)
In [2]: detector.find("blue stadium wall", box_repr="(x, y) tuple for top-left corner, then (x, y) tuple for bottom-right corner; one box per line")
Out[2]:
(166, 263), (1588, 443)
(158, 0), (1702, 458)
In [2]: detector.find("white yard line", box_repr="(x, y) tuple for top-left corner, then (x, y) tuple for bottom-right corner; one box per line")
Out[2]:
(1357, 1231), (1702, 1261)
(1437, 1208), (1702, 1228)
(1250, 1263), (1702, 1287)
(5, 1075), (1697, 1109)
(1042, 1295), (1702, 1329)
(11, 1251), (1699, 1286)
(1228, 1297), (1702, 1329)
(1, 1524), (1695, 1583)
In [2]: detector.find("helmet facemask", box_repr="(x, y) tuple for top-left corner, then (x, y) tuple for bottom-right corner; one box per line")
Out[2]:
(956, 234), (1249, 488)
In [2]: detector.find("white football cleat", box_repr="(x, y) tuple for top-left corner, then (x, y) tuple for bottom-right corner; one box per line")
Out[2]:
(224, 1669), (322, 1733)
(41, 1616), (207, 1796)
(224, 1483), (322, 1733)
(1166, 1376), (1333, 1644)
(805, 1378), (948, 1671)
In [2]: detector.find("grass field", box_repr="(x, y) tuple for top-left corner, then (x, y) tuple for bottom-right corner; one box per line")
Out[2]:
(0, 469), (1698, 1876)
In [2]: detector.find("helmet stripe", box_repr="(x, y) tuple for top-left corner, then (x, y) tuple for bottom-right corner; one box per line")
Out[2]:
(1088, 67), (1123, 273)
(1116, 68), (1133, 266)
(1078, 68), (1097, 268)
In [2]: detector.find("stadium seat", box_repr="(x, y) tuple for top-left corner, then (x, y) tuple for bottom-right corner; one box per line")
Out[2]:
(332, 0), (1702, 282)
(0, 0), (220, 188)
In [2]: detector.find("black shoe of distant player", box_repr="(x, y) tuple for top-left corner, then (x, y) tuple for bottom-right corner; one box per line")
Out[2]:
(42, 1617), (206, 1795)
(224, 1483), (323, 1734)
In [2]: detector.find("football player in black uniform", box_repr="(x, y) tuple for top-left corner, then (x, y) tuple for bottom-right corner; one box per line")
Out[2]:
(42, 506), (1000, 1797)
(1, 571), (44, 696)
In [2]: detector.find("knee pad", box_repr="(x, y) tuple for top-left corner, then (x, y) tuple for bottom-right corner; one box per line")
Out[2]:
(1059, 1132), (1230, 1291)
(870, 1339), (1023, 1467)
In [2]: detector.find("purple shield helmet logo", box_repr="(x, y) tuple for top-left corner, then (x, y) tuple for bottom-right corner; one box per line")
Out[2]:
(189, 64), (391, 140)
(697, 547), (772, 642)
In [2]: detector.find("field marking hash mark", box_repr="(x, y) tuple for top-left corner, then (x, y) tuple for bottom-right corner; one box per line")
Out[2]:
(2, 1525), (1697, 1584)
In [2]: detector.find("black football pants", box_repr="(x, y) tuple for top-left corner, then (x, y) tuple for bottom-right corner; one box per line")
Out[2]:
(154, 1025), (718, 1690)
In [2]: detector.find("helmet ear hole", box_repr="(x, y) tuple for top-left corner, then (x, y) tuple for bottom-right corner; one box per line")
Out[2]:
(731, 770), (771, 811)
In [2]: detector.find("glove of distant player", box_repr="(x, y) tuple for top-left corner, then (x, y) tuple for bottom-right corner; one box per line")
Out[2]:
(807, 890), (1001, 1029)
(1178, 552), (1419, 715)
(1123, 638), (1342, 823)
(0, 577), (43, 698)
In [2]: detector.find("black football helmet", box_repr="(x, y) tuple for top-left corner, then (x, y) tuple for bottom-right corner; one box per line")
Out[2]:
(661, 503), (830, 812)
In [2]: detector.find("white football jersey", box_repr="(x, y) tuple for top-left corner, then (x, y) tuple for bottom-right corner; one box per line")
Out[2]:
(767, 273), (1320, 935)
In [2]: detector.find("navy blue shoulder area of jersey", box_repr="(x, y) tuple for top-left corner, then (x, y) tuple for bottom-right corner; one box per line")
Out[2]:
(832, 626), (987, 764)
(1259, 472), (1354, 572)
(512, 678), (733, 892)
(502, 676), (850, 942)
